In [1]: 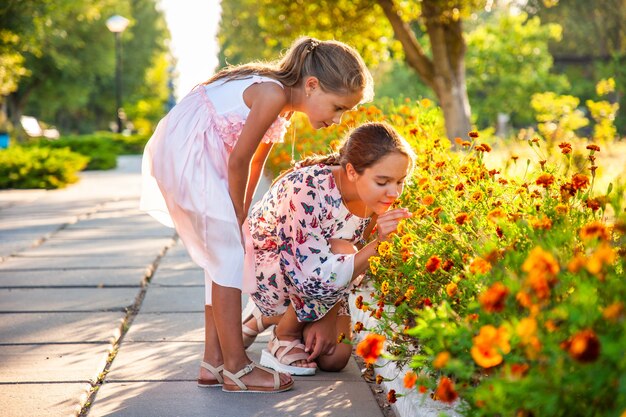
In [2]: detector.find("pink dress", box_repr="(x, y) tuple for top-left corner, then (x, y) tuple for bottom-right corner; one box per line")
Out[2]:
(140, 76), (290, 303)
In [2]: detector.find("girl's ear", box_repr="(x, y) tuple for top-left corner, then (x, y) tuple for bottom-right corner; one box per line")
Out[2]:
(304, 76), (319, 95)
(345, 163), (359, 182)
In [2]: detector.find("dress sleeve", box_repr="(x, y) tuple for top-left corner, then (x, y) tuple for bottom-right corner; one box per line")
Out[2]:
(261, 116), (289, 144)
(278, 175), (355, 291)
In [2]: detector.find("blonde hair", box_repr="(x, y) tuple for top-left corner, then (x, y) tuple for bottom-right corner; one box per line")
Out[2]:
(205, 36), (373, 102)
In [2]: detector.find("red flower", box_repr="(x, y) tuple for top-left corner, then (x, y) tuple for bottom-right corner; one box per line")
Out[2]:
(561, 329), (600, 363)
(434, 377), (458, 403)
(387, 389), (397, 403)
(479, 282), (509, 313)
(356, 334), (385, 364)
(425, 255), (441, 272)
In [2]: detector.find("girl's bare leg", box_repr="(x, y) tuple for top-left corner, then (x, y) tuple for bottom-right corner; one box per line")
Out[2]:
(198, 305), (224, 382)
(307, 313), (352, 372)
(211, 282), (292, 387)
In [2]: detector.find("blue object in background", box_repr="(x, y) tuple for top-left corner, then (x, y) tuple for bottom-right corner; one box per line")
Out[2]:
(0, 132), (9, 149)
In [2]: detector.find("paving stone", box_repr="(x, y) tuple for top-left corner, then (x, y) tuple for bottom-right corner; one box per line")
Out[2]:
(53, 226), (174, 240)
(0, 312), (125, 344)
(0, 288), (139, 312)
(0, 382), (90, 417)
(0, 268), (147, 287)
(20, 237), (172, 257)
(149, 267), (204, 286)
(0, 343), (111, 382)
(140, 287), (204, 313)
(89, 378), (383, 417)
(0, 254), (158, 270)
(124, 312), (204, 342)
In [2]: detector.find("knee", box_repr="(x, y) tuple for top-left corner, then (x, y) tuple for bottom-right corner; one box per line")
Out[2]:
(317, 346), (351, 372)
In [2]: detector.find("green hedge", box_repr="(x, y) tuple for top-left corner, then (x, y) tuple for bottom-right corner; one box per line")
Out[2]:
(0, 146), (88, 189)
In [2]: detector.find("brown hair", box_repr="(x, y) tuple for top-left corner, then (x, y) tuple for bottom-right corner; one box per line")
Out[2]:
(276, 122), (414, 183)
(204, 36), (373, 102)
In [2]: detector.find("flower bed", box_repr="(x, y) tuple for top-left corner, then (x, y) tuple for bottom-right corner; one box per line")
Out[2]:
(267, 100), (625, 416)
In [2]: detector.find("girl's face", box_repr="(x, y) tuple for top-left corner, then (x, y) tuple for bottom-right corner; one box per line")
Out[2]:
(302, 78), (362, 129)
(351, 152), (411, 215)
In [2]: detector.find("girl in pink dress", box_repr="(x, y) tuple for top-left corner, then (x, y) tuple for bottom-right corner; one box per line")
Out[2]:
(242, 123), (414, 375)
(140, 36), (373, 392)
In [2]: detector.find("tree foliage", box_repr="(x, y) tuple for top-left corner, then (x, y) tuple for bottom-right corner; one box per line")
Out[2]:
(217, 0), (487, 140)
(0, 0), (169, 135)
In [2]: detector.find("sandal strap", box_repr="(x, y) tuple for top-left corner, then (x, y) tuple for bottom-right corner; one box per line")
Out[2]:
(223, 362), (280, 390)
(270, 338), (310, 365)
(200, 361), (224, 384)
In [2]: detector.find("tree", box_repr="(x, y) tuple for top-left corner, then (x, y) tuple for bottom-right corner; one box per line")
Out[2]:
(1, 0), (169, 136)
(218, 0), (487, 141)
(465, 11), (569, 128)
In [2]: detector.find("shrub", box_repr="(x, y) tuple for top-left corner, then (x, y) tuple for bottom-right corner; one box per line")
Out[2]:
(0, 146), (88, 189)
(357, 126), (625, 416)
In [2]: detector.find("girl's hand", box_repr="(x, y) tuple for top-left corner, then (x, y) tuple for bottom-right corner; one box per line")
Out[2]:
(375, 208), (411, 241)
(304, 315), (338, 361)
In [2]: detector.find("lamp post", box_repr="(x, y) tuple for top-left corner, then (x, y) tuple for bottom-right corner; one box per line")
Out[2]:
(106, 15), (130, 133)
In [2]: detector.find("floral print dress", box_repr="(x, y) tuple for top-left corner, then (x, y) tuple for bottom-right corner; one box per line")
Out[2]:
(246, 164), (370, 322)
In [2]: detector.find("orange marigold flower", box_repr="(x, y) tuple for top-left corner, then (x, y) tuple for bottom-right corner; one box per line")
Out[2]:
(586, 144), (600, 152)
(471, 325), (511, 368)
(422, 195), (435, 206)
(471, 191), (484, 202)
(516, 291), (533, 308)
(443, 224), (455, 233)
(516, 317), (537, 343)
(603, 302), (624, 321)
(459, 165), (470, 174)
(535, 173), (555, 188)
(469, 131), (479, 138)
(469, 257), (492, 274)
(425, 255), (442, 273)
(434, 377), (458, 403)
(555, 204), (569, 215)
(579, 221), (610, 241)
(355, 295), (364, 310)
(403, 371), (417, 389)
(479, 143), (492, 152)
(442, 259), (454, 271)
(455, 212), (470, 225)
(586, 198), (601, 211)
(418, 385), (427, 394)
(387, 389), (397, 404)
(446, 282), (458, 297)
(562, 329), (600, 363)
(433, 351), (451, 369)
(356, 333), (385, 364)
(522, 247), (560, 299)
(454, 137), (463, 145)
(586, 242), (616, 275)
(479, 282), (509, 312)
(454, 182), (465, 191)
(571, 173), (590, 191)
(509, 363), (530, 379)
(487, 207), (507, 222)
(530, 215), (552, 230)
(354, 321), (364, 333)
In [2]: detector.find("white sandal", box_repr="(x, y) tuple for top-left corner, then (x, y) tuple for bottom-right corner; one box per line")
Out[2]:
(222, 362), (293, 393)
(197, 361), (224, 388)
(260, 329), (316, 376)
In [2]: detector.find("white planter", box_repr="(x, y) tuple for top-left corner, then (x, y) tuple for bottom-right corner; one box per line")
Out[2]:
(349, 289), (462, 417)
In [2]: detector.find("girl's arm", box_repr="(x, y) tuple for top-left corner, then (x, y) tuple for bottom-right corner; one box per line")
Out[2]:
(228, 83), (287, 226)
(244, 141), (273, 215)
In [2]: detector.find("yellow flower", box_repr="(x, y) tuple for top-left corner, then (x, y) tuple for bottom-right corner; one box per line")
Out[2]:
(422, 195), (435, 206)
(469, 257), (492, 274)
(377, 241), (392, 257)
(516, 317), (537, 343)
(370, 256), (381, 275)
(400, 233), (415, 248)
(404, 286), (415, 300)
(381, 280), (390, 295)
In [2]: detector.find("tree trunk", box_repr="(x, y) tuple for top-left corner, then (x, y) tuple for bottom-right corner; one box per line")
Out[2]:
(377, 0), (472, 142)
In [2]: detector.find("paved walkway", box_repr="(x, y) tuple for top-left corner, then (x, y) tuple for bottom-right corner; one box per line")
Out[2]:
(0, 156), (386, 417)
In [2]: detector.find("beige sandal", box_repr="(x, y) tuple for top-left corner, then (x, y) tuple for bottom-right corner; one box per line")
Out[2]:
(260, 328), (317, 376)
(197, 361), (224, 388)
(222, 362), (293, 393)
(242, 304), (269, 348)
